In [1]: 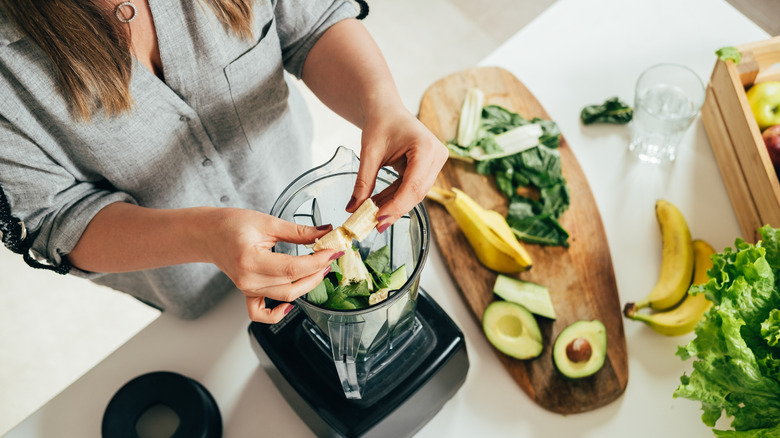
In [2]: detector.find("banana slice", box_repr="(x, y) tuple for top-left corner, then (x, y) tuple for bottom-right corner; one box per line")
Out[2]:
(313, 226), (352, 252)
(342, 198), (379, 241)
(369, 288), (390, 305)
(338, 249), (374, 291)
(312, 198), (379, 252)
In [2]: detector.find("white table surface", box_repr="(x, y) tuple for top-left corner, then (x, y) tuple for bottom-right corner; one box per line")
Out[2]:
(8, 0), (771, 436)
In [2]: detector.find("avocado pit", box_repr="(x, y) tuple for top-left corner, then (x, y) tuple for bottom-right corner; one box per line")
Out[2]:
(565, 337), (592, 362)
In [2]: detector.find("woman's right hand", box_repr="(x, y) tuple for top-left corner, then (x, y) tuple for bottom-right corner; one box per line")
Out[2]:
(202, 208), (342, 324)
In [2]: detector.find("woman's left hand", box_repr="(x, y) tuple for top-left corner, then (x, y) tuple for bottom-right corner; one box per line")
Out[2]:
(348, 105), (448, 232)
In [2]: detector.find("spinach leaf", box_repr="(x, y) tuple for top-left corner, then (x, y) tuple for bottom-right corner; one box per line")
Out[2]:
(580, 97), (633, 125)
(534, 118), (561, 148)
(339, 281), (371, 297)
(365, 244), (391, 274)
(506, 198), (570, 247)
(515, 145), (565, 189)
(373, 272), (392, 290)
(481, 105), (530, 134)
(308, 278), (330, 305)
(329, 260), (342, 284)
(540, 182), (570, 219)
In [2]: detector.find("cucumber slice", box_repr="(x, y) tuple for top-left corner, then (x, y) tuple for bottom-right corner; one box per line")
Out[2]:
(387, 265), (407, 290)
(493, 275), (556, 320)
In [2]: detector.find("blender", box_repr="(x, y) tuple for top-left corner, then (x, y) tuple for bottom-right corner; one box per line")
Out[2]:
(248, 147), (469, 438)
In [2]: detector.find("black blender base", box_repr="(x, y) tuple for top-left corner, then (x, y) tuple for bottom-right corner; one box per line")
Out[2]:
(248, 288), (469, 438)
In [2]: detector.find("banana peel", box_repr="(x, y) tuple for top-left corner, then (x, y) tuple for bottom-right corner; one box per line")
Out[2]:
(625, 239), (715, 336)
(427, 186), (532, 273)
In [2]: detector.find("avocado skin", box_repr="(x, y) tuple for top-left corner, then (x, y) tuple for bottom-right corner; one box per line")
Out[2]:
(552, 320), (607, 379)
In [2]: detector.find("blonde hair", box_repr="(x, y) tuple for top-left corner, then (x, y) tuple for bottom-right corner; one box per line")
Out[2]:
(0, 0), (255, 120)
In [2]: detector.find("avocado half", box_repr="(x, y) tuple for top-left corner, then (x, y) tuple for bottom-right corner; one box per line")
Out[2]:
(552, 320), (607, 379)
(482, 301), (543, 360)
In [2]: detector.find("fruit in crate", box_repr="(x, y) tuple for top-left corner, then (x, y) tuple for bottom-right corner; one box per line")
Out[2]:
(762, 124), (780, 170)
(746, 81), (780, 131)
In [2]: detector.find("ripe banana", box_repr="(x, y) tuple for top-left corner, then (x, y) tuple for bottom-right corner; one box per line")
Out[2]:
(313, 198), (378, 252)
(625, 239), (715, 336)
(426, 186), (532, 273)
(624, 200), (694, 313)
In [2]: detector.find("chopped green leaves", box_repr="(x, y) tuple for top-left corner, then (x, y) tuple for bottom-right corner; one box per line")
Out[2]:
(448, 98), (570, 247)
(580, 97), (633, 125)
(307, 245), (406, 310)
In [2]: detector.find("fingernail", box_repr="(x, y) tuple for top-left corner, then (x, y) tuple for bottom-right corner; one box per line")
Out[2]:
(377, 215), (391, 223)
(329, 251), (345, 261)
(316, 224), (332, 231)
(284, 304), (294, 315)
(376, 222), (391, 234)
(323, 265), (332, 276)
(346, 196), (357, 211)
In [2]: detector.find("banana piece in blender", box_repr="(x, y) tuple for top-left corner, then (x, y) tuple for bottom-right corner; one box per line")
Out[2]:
(369, 288), (390, 305)
(312, 198), (379, 251)
(342, 198), (379, 241)
(313, 226), (352, 252)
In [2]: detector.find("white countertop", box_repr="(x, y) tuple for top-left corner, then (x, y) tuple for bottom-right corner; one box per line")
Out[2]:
(7, 0), (771, 436)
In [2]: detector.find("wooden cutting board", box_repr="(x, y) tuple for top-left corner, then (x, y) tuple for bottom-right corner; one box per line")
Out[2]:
(418, 66), (628, 414)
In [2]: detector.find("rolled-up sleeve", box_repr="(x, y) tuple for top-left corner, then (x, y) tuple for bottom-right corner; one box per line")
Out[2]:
(0, 117), (136, 277)
(274, 0), (357, 78)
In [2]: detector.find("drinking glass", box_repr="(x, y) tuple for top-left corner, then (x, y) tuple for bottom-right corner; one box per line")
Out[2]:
(628, 63), (705, 164)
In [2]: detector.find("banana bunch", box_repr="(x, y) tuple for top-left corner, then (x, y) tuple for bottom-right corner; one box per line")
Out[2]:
(624, 239), (714, 336)
(623, 199), (715, 336)
(427, 186), (532, 273)
(313, 198), (379, 252)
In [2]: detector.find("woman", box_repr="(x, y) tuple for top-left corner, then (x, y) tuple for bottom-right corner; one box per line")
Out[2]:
(0, 0), (447, 323)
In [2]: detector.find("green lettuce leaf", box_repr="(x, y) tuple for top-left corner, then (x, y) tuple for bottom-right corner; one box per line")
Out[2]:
(675, 225), (780, 433)
(714, 421), (780, 437)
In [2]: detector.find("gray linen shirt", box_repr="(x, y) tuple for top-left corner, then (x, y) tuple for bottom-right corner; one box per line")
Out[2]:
(0, 0), (357, 318)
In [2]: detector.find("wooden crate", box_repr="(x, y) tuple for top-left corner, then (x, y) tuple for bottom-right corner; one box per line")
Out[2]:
(702, 36), (780, 242)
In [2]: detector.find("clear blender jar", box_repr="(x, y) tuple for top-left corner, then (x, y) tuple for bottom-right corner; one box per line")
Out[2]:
(269, 146), (430, 400)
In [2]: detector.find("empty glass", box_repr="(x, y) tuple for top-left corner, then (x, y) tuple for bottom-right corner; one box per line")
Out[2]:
(628, 63), (705, 164)
(269, 146), (430, 399)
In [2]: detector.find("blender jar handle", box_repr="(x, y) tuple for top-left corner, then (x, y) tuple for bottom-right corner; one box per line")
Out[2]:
(327, 318), (365, 399)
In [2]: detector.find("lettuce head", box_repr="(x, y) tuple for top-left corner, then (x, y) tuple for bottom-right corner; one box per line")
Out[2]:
(674, 225), (780, 435)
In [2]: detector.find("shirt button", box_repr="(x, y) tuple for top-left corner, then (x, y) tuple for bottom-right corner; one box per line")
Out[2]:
(220, 196), (230, 203)
(202, 158), (212, 167)
(179, 115), (189, 122)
